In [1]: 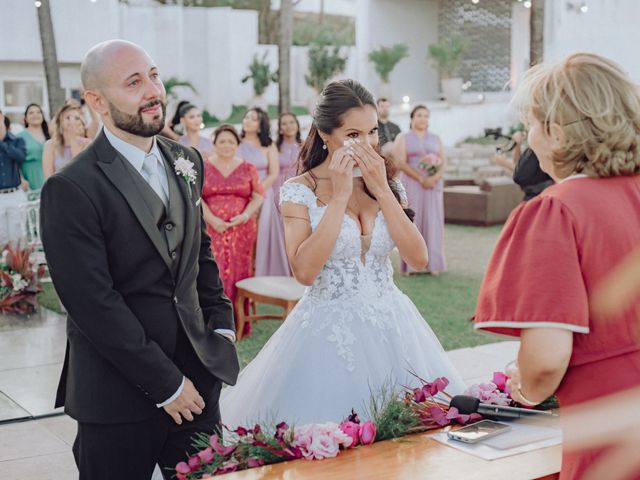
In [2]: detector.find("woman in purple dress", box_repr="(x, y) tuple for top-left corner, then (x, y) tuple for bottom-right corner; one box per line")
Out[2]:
(177, 103), (214, 162)
(42, 104), (90, 179)
(393, 105), (447, 275)
(238, 107), (282, 276)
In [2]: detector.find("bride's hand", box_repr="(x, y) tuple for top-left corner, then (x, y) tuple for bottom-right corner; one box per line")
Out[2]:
(351, 143), (392, 197)
(329, 145), (355, 202)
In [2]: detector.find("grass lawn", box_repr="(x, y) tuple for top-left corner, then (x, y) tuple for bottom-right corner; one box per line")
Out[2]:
(38, 224), (505, 369)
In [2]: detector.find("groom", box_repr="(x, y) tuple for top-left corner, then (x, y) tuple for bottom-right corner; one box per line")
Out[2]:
(40, 40), (239, 479)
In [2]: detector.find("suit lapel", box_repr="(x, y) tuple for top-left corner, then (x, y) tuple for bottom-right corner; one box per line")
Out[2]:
(94, 132), (173, 272)
(157, 137), (197, 282)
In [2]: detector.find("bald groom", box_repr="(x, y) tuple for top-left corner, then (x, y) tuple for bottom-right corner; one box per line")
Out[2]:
(40, 40), (239, 479)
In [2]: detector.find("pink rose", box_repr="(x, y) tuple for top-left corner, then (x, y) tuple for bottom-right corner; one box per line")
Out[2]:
(216, 462), (238, 474)
(359, 421), (377, 445)
(175, 461), (191, 474)
(210, 434), (236, 456)
(308, 432), (341, 459)
(293, 423), (353, 459)
(187, 455), (200, 470)
(197, 447), (214, 464)
(247, 457), (265, 468)
(339, 421), (360, 447)
(492, 372), (508, 391)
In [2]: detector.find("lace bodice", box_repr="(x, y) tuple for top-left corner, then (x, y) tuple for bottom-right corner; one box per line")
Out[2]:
(280, 181), (403, 303)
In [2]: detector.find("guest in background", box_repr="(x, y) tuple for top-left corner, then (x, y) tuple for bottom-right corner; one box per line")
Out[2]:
(393, 105), (446, 275)
(239, 107), (280, 277)
(202, 124), (264, 324)
(377, 97), (400, 156)
(0, 108), (28, 246)
(178, 103), (213, 162)
(494, 130), (554, 201)
(42, 104), (90, 179)
(65, 96), (100, 139)
(17, 103), (49, 191)
(261, 112), (304, 276)
(160, 100), (189, 141)
(474, 53), (640, 480)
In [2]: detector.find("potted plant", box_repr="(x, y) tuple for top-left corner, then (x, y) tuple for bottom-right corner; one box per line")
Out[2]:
(304, 32), (348, 112)
(242, 51), (278, 111)
(368, 43), (409, 101)
(427, 35), (467, 104)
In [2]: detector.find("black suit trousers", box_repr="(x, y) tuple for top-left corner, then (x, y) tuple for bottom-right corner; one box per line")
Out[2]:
(72, 325), (222, 480)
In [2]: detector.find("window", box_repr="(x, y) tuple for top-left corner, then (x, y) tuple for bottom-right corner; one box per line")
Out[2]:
(3, 80), (43, 108)
(1, 79), (45, 126)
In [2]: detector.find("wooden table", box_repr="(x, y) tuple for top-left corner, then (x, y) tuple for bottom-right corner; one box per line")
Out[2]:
(221, 430), (562, 480)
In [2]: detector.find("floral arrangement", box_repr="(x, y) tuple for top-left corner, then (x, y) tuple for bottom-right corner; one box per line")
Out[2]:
(174, 371), (538, 479)
(0, 245), (45, 315)
(418, 153), (442, 176)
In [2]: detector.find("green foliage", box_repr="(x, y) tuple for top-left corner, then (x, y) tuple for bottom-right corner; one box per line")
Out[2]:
(293, 14), (355, 46)
(163, 77), (197, 100)
(368, 44), (410, 83)
(242, 51), (279, 97)
(305, 29), (349, 93)
(368, 384), (422, 442)
(427, 34), (468, 79)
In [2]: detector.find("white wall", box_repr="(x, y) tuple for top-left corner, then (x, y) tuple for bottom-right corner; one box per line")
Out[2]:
(544, 0), (640, 80)
(361, 0), (439, 102)
(272, 0), (357, 15)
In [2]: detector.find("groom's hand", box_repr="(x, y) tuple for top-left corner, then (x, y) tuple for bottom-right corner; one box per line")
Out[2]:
(163, 378), (205, 425)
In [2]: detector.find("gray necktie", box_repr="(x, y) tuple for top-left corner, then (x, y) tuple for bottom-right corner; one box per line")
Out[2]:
(141, 153), (168, 207)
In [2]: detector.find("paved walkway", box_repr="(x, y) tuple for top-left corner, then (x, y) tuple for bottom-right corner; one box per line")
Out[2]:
(0, 307), (518, 479)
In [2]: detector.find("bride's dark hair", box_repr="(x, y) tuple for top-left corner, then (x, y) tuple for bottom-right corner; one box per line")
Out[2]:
(297, 79), (414, 220)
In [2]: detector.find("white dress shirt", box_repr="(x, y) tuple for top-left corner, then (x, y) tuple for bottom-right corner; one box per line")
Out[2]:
(103, 127), (235, 407)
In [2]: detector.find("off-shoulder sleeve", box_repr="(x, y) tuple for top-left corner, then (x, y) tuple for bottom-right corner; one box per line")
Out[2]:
(474, 195), (589, 337)
(279, 181), (316, 209)
(247, 163), (265, 197)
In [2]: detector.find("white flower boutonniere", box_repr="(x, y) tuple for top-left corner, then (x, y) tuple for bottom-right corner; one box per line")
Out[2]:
(174, 157), (197, 191)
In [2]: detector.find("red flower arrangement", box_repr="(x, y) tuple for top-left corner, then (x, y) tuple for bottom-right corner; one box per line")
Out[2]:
(0, 245), (45, 315)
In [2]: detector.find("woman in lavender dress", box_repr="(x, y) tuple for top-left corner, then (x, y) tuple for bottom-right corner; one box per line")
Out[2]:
(393, 105), (446, 274)
(268, 113), (303, 275)
(177, 103), (214, 162)
(239, 107), (282, 277)
(42, 104), (90, 179)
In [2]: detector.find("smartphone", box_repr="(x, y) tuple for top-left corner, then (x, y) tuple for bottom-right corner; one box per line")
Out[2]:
(447, 420), (511, 444)
(343, 139), (363, 177)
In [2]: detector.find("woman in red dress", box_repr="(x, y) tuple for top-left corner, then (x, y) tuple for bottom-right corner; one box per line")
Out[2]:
(474, 53), (640, 480)
(201, 124), (264, 310)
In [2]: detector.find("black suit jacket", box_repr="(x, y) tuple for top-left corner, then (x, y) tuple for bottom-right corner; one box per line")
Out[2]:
(41, 131), (239, 424)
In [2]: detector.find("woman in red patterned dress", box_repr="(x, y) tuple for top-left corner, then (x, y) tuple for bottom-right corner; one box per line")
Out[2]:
(474, 53), (640, 480)
(201, 124), (264, 310)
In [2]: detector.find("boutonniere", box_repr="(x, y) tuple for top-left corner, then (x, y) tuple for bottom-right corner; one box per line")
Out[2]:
(174, 156), (197, 191)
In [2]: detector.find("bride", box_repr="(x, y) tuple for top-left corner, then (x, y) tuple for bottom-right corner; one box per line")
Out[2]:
(220, 80), (466, 428)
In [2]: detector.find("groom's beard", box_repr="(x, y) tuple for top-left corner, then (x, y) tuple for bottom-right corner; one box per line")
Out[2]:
(108, 99), (166, 138)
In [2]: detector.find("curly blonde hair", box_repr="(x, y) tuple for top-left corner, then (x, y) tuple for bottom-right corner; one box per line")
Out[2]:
(515, 52), (640, 178)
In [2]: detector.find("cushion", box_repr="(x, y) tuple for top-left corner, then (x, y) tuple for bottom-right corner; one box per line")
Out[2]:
(235, 276), (306, 301)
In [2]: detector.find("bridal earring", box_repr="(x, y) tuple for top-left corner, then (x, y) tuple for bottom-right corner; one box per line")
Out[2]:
(322, 143), (327, 150)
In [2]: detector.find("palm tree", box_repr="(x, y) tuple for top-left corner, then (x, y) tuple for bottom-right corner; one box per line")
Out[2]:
(36, 0), (65, 115)
(529, 0), (544, 66)
(163, 77), (197, 100)
(278, 0), (293, 114)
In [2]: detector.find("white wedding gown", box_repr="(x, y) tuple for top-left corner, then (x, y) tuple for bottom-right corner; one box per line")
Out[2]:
(219, 182), (466, 428)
